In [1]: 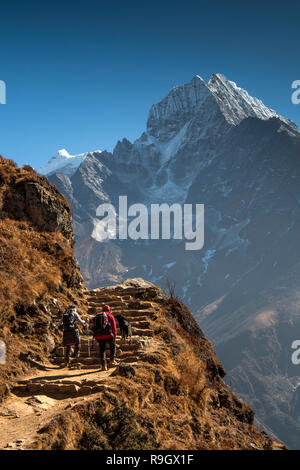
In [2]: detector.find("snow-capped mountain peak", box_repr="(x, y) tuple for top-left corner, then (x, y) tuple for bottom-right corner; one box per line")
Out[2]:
(147, 73), (297, 141)
(39, 148), (102, 177)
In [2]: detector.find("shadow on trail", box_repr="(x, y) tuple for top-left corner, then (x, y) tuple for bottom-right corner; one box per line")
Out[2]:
(29, 369), (109, 382)
(19, 354), (62, 371)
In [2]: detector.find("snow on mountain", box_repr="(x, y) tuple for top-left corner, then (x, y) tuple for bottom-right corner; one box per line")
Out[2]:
(208, 73), (297, 128)
(145, 121), (190, 165)
(42, 73), (297, 180)
(39, 149), (102, 177)
(147, 74), (297, 141)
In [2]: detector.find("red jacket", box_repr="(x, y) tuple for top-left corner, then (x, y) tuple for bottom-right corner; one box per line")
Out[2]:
(95, 313), (117, 341)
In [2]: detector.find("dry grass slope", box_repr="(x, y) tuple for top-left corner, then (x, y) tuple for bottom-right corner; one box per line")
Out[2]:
(0, 156), (87, 400)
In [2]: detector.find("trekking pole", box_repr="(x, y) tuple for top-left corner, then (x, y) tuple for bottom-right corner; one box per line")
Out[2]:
(90, 317), (94, 351)
(87, 317), (91, 358)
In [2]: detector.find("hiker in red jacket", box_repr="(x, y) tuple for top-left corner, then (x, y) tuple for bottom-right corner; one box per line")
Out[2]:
(92, 305), (117, 371)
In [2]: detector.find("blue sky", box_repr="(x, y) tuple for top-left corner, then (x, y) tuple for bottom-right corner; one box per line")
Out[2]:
(0, 0), (300, 168)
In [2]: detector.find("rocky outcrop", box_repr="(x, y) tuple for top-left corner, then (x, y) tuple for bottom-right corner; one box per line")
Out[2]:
(2, 165), (74, 242)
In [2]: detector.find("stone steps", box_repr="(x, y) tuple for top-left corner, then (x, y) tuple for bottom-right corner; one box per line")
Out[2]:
(117, 310), (154, 318)
(86, 310), (155, 319)
(88, 301), (126, 307)
(125, 309), (154, 316)
(54, 348), (132, 358)
(73, 364), (109, 370)
(130, 321), (151, 329)
(88, 296), (130, 302)
(83, 324), (153, 336)
(12, 381), (116, 397)
(88, 300), (155, 310)
(53, 351), (109, 359)
(87, 292), (123, 298)
(89, 288), (147, 296)
(126, 302), (154, 310)
(131, 329), (153, 337)
(11, 288), (157, 400)
(54, 337), (149, 357)
(52, 357), (97, 365)
(122, 315), (149, 322)
(115, 321), (150, 330)
(79, 335), (144, 345)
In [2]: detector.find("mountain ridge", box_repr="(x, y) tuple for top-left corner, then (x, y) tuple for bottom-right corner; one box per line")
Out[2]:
(40, 73), (297, 178)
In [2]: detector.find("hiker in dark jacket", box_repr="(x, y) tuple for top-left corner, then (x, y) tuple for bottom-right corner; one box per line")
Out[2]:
(92, 305), (117, 371)
(62, 305), (86, 365)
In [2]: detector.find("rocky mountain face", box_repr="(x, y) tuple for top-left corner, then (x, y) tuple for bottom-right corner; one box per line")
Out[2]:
(0, 157), (87, 401)
(44, 73), (300, 448)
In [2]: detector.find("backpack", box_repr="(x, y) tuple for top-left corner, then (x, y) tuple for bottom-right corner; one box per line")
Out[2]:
(93, 312), (111, 336)
(63, 310), (76, 330)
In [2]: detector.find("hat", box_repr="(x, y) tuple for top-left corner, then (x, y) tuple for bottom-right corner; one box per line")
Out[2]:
(103, 305), (110, 312)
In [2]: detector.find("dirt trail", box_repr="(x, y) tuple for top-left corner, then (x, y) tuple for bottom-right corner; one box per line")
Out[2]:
(0, 283), (158, 450)
(0, 364), (115, 449)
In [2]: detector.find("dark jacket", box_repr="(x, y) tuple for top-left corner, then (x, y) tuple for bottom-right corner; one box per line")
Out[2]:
(62, 311), (85, 346)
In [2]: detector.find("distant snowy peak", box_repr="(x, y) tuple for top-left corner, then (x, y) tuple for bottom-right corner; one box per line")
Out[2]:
(147, 73), (297, 140)
(39, 149), (102, 177)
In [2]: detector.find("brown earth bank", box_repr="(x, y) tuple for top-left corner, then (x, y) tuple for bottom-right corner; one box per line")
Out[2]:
(0, 157), (287, 450)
